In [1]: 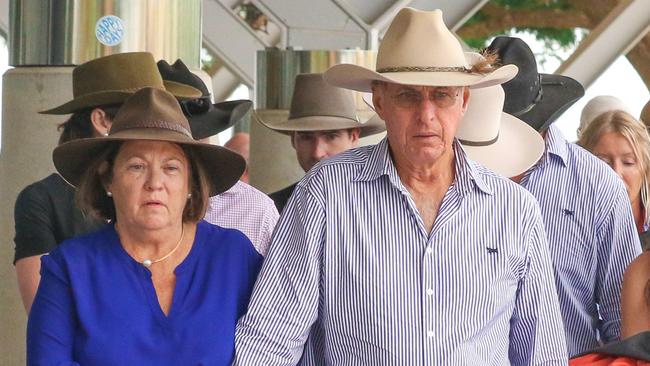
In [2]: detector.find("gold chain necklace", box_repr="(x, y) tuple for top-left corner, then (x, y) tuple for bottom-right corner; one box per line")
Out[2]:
(139, 225), (185, 268)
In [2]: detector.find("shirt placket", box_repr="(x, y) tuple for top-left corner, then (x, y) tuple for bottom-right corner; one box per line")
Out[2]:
(421, 185), (461, 364)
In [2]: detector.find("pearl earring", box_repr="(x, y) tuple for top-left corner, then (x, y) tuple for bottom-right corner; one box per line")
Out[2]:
(187, 193), (192, 199)
(106, 191), (112, 197)
(102, 132), (109, 137)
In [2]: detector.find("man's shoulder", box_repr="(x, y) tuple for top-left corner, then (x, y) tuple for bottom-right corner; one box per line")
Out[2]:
(563, 142), (627, 194)
(211, 181), (276, 209)
(471, 164), (541, 210)
(306, 144), (375, 180)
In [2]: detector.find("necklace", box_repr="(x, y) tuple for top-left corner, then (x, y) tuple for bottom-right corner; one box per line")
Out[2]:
(141, 225), (185, 268)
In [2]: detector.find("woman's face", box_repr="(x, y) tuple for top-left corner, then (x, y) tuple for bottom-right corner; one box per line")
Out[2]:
(592, 132), (644, 205)
(107, 140), (190, 231)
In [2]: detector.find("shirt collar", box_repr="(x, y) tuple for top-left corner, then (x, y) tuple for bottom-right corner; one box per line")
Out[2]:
(354, 137), (492, 196)
(542, 124), (568, 167)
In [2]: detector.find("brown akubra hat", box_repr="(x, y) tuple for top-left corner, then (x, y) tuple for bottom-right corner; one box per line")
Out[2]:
(256, 73), (385, 137)
(41, 52), (202, 115)
(53, 87), (245, 196)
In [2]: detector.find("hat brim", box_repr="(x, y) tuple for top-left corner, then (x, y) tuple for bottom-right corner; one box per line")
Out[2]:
(40, 81), (202, 115)
(53, 129), (245, 196)
(516, 74), (584, 132)
(188, 100), (253, 140)
(460, 113), (544, 178)
(255, 109), (386, 138)
(323, 63), (518, 93)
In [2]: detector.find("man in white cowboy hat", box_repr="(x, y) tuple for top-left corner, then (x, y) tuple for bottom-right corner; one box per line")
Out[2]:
(257, 72), (385, 212)
(234, 8), (567, 365)
(488, 36), (641, 357)
(158, 59), (279, 257)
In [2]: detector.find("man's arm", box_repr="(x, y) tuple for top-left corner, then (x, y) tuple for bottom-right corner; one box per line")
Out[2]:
(234, 178), (325, 366)
(14, 185), (58, 313)
(596, 183), (642, 343)
(509, 203), (568, 365)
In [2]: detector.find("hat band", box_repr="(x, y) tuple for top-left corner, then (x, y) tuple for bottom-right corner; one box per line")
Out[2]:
(458, 133), (499, 147)
(377, 66), (471, 73)
(110, 119), (193, 138)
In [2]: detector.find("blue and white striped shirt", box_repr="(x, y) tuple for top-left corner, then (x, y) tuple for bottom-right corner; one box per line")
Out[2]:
(520, 125), (641, 357)
(234, 138), (568, 365)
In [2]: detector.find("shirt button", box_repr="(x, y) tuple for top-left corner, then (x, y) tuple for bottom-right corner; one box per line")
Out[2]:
(426, 288), (434, 296)
(426, 247), (433, 254)
(427, 330), (435, 338)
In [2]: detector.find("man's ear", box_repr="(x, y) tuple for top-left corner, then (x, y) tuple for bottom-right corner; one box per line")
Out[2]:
(349, 128), (361, 145)
(290, 132), (297, 150)
(460, 87), (470, 115)
(371, 85), (386, 120)
(90, 108), (113, 136)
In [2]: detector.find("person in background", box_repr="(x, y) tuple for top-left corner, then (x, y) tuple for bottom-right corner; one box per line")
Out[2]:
(27, 87), (260, 366)
(234, 8), (567, 365)
(578, 95), (632, 139)
(575, 110), (650, 340)
(13, 52), (201, 313)
(225, 132), (251, 183)
(257, 73), (385, 212)
(489, 36), (641, 357)
(157, 60), (278, 256)
(578, 110), (650, 242)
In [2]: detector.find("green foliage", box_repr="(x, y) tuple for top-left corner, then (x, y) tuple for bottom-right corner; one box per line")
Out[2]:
(492, 0), (571, 10)
(462, 0), (580, 50)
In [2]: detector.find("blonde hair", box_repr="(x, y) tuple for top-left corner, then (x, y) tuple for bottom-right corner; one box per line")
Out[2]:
(578, 110), (650, 226)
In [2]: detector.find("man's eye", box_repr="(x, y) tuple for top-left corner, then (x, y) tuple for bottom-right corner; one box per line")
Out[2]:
(433, 91), (451, 100)
(129, 164), (144, 171)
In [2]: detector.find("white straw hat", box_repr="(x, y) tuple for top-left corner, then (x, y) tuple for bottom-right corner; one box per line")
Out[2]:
(323, 8), (517, 92)
(457, 84), (544, 177)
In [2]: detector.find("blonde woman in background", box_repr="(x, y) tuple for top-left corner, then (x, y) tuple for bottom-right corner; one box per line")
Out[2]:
(578, 110), (650, 338)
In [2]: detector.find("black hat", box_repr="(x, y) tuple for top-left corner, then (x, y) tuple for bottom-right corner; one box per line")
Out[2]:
(487, 36), (585, 132)
(157, 59), (253, 140)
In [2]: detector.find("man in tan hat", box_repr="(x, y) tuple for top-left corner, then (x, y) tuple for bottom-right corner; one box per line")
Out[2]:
(234, 8), (567, 365)
(14, 52), (201, 313)
(257, 72), (385, 212)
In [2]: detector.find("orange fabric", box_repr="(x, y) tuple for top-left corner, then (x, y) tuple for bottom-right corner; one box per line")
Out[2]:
(570, 353), (650, 366)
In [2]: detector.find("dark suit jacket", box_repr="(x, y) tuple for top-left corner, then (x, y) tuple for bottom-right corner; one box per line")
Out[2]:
(269, 183), (297, 213)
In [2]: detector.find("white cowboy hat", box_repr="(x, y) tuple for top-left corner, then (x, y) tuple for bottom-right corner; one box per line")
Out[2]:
(323, 8), (517, 92)
(256, 73), (385, 137)
(456, 82), (544, 178)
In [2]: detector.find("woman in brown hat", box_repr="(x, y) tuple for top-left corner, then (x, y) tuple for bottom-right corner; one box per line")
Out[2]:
(27, 87), (260, 365)
(14, 52), (201, 313)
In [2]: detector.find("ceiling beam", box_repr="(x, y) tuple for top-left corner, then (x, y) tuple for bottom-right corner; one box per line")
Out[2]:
(202, 0), (269, 86)
(556, 0), (650, 89)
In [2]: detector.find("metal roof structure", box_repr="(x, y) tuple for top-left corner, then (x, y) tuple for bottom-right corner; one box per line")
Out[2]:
(0, 0), (647, 103)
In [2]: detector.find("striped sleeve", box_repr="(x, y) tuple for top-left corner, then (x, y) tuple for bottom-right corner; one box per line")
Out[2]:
(509, 201), (568, 365)
(233, 177), (325, 365)
(596, 181), (642, 343)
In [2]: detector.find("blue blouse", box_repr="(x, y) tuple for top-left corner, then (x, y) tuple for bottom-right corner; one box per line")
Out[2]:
(27, 221), (263, 366)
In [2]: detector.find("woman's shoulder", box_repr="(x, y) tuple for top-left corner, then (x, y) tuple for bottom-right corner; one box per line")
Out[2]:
(48, 225), (114, 259)
(625, 252), (650, 285)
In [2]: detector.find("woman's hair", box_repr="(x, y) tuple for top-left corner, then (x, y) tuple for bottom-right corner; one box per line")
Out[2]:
(57, 105), (120, 145)
(577, 110), (650, 226)
(76, 142), (211, 223)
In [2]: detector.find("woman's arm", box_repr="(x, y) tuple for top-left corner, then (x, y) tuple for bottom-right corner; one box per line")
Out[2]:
(621, 252), (650, 338)
(27, 253), (79, 366)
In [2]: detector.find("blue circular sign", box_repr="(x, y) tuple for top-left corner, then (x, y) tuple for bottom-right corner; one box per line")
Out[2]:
(95, 15), (125, 46)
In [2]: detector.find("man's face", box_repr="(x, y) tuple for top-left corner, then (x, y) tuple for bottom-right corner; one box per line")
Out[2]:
(291, 128), (360, 172)
(372, 82), (469, 168)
